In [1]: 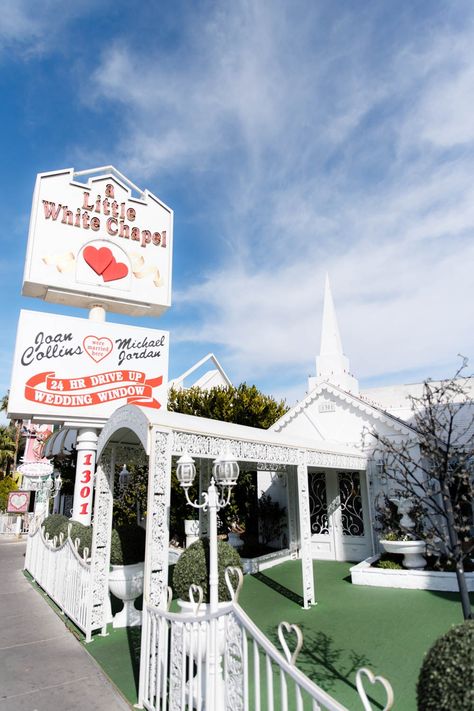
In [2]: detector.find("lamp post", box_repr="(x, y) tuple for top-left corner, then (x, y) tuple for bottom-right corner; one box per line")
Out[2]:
(176, 447), (239, 708)
(176, 446), (239, 613)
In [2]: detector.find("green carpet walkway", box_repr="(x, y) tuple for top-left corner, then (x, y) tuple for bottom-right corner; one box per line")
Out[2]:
(82, 560), (470, 710)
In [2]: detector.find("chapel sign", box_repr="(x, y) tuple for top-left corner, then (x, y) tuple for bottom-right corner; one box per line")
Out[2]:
(22, 167), (173, 317)
(8, 310), (169, 421)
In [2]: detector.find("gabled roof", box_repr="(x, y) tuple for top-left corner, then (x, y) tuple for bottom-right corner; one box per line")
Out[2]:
(168, 353), (232, 390)
(270, 380), (416, 436)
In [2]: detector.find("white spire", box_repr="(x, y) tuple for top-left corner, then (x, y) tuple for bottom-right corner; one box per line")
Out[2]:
(320, 274), (343, 358)
(309, 275), (359, 394)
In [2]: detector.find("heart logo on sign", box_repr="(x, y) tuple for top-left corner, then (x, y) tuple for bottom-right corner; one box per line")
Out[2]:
(10, 493), (29, 511)
(83, 245), (129, 283)
(102, 258), (129, 282)
(83, 245), (114, 275)
(83, 336), (113, 363)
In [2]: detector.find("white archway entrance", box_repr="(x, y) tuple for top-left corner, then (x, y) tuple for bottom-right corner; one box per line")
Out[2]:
(87, 404), (368, 638)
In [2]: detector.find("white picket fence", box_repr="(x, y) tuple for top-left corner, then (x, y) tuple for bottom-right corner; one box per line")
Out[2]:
(0, 513), (34, 535)
(138, 570), (394, 711)
(24, 521), (93, 636)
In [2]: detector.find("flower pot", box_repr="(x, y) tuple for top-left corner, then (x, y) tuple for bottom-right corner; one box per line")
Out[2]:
(184, 519), (200, 548)
(228, 532), (244, 549)
(108, 561), (144, 627)
(380, 539), (427, 569)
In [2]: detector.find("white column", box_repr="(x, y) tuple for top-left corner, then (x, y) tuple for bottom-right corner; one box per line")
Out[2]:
(72, 303), (105, 526)
(199, 459), (211, 537)
(296, 455), (316, 608)
(72, 428), (98, 525)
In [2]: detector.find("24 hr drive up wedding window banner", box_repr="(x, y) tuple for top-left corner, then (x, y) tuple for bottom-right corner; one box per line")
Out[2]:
(8, 310), (169, 421)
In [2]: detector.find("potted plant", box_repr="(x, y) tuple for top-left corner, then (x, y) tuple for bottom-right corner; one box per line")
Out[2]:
(376, 495), (427, 569)
(379, 531), (427, 569)
(108, 525), (146, 628)
(227, 520), (245, 550)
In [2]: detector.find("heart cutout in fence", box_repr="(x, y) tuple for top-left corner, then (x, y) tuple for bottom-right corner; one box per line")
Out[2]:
(355, 667), (394, 711)
(83, 336), (113, 363)
(102, 257), (129, 282)
(278, 621), (304, 666)
(225, 566), (244, 602)
(83, 245), (114, 275)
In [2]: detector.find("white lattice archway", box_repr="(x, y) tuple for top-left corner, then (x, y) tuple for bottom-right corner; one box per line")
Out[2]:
(86, 402), (368, 647)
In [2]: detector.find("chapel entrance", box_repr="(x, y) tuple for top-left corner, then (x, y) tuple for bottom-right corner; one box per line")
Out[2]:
(308, 469), (372, 561)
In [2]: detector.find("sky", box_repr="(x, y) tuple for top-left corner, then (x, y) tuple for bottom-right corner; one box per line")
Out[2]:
(1, 0), (473, 411)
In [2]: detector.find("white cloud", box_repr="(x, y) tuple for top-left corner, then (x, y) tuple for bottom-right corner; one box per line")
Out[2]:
(0, 0), (99, 56)
(82, 2), (474, 397)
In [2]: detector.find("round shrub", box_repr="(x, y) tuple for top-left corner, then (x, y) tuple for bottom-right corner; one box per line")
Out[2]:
(68, 521), (93, 558)
(110, 525), (146, 565)
(42, 514), (69, 539)
(42, 515), (92, 558)
(417, 620), (474, 710)
(173, 538), (242, 603)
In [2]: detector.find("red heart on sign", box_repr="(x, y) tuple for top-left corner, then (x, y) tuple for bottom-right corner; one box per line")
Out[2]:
(83, 336), (113, 363)
(83, 246), (114, 275)
(102, 257), (129, 282)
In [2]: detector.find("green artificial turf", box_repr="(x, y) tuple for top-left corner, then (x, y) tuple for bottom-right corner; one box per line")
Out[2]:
(238, 561), (470, 710)
(85, 626), (141, 706)
(79, 561), (469, 710)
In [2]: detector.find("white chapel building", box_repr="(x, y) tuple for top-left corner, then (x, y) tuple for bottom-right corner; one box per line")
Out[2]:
(261, 275), (471, 563)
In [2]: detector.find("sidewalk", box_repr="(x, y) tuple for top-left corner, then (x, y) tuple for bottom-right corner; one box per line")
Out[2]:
(0, 537), (131, 711)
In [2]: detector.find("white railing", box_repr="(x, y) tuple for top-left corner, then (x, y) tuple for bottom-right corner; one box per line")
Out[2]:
(139, 570), (394, 711)
(0, 512), (34, 535)
(24, 521), (93, 636)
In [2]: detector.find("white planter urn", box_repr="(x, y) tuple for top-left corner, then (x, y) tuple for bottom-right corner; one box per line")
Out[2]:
(184, 519), (200, 548)
(108, 561), (144, 627)
(380, 539), (427, 569)
(228, 531), (244, 549)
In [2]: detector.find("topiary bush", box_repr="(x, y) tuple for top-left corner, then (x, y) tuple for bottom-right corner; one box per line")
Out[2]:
(42, 514), (69, 540)
(172, 538), (242, 603)
(68, 521), (93, 558)
(42, 515), (92, 558)
(417, 620), (474, 710)
(110, 525), (146, 565)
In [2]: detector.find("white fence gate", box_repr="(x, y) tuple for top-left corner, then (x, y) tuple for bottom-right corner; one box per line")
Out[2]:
(24, 521), (94, 638)
(138, 570), (394, 711)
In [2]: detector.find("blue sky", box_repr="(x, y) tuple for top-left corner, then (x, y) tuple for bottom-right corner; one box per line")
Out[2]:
(1, 0), (473, 409)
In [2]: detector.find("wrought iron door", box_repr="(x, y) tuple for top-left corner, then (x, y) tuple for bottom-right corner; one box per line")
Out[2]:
(309, 469), (371, 561)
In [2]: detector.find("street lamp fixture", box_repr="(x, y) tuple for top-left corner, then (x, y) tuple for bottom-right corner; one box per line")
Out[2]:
(176, 452), (197, 489)
(212, 445), (239, 487)
(118, 464), (131, 492)
(52, 471), (63, 496)
(175, 447), (239, 612)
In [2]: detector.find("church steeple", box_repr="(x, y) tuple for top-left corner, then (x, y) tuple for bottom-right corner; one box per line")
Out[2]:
(309, 275), (359, 394)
